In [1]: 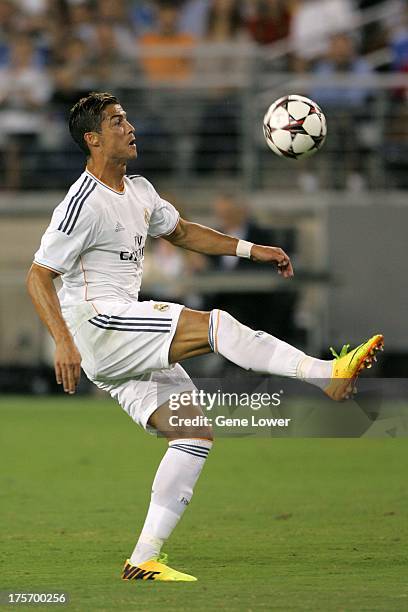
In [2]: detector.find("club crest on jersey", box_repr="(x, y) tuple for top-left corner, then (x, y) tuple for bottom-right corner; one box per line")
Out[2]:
(120, 235), (145, 262)
(154, 303), (169, 312)
(144, 208), (151, 226)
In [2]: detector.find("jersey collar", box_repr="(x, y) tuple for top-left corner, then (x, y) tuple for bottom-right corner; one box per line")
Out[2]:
(85, 169), (125, 195)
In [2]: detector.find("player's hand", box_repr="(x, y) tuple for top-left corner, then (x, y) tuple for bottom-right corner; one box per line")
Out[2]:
(54, 338), (82, 394)
(250, 245), (294, 278)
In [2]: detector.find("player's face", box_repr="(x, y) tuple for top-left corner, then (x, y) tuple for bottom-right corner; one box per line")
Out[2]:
(99, 104), (137, 161)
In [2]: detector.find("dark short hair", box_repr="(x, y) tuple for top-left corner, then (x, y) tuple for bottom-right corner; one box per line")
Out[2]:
(69, 92), (119, 156)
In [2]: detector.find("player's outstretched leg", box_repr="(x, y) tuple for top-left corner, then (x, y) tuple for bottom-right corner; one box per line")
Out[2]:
(207, 309), (383, 400)
(169, 308), (383, 401)
(122, 400), (212, 582)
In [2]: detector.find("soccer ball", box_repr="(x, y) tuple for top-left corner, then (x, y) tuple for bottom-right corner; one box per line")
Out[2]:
(263, 94), (327, 159)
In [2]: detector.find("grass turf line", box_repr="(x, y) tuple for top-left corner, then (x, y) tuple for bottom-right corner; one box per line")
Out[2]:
(0, 396), (407, 611)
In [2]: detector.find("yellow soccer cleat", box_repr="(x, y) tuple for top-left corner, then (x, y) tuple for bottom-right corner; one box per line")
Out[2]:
(122, 553), (197, 582)
(324, 334), (384, 401)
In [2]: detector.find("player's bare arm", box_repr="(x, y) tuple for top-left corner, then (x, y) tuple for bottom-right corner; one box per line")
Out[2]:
(165, 217), (294, 278)
(26, 263), (81, 394)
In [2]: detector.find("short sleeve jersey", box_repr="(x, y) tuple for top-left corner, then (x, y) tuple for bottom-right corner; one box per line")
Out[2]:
(34, 170), (179, 307)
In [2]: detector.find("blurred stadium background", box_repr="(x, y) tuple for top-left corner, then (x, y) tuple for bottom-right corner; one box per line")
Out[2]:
(0, 0), (407, 392)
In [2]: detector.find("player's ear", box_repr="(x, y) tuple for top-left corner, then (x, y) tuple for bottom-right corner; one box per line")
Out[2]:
(84, 131), (100, 150)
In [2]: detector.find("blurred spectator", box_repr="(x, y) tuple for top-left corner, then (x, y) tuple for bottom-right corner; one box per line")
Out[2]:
(179, 0), (210, 38)
(212, 192), (269, 269)
(197, 0), (251, 77)
(389, 1), (408, 70)
(388, 2), (408, 102)
(205, 193), (298, 341)
(0, 0), (20, 65)
(244, 0), (292, 45)
(194, 0), (251, 173)
(136, 3), (198, 181)
(68, 1), (96, 46)
(290, 0), (355, 62)
(143, 236), (207, 304)
(311, 33), (373, 107)
(52, 36), (95, 102)
(310, 33), (374, 190)
(15, 0), (48, 36)
(139, 2), (196, 82)
(0, 33), (51, 98)
(41, 3), (70, 64)
(142, 196), (207, 304)
(0, 34), (53, 188)
(16, 0), (46, 12)
(91, 20), (135, 86)
(144, 238), (188, 301)
(96, 0), (136, 59)
(129, 1), (157, 37)
(204, 0), (244, 41)
(0, 0), (19, 34)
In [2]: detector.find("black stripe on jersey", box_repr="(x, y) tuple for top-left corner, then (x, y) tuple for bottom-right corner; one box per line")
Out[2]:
(95, 314), (172, 323)
(65, 180), (97, 235)
(127, 175), (141, 180)
(89, 320), (171, 333)
(208, 311), (215, 351)
(92, 319), (171, 329)
(92, 315), (171, 328)
(58, 176), (89, 231)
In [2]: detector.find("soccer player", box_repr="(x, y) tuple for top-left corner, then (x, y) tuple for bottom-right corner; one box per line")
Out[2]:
(27, 92), (383, 582)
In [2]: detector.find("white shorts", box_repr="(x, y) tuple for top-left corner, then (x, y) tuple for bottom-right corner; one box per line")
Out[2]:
(68, 300), (196, 431)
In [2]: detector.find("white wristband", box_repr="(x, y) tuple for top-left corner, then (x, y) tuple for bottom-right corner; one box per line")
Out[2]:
(236, 239), (253, 259)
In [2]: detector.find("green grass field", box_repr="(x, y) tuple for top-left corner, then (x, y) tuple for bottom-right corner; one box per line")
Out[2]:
(1, 396), (407, 611)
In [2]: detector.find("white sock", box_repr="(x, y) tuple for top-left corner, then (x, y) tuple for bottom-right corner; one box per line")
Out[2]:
(130, 438), (212, 566)
(296, 355), (332, 390)
(209, 309), (332, 388)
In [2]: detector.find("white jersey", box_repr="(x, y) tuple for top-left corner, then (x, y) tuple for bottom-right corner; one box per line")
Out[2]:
(34, 169), (179, 308)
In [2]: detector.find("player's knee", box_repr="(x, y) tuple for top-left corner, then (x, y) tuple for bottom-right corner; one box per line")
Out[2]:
(188, 425), (214, 442)
(199, 424), (214, 442)
(209, 308), (245, 353)
(197, 310), (212, 338)
(208, 309), (222, 352)
(173, 424), (214, 443)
